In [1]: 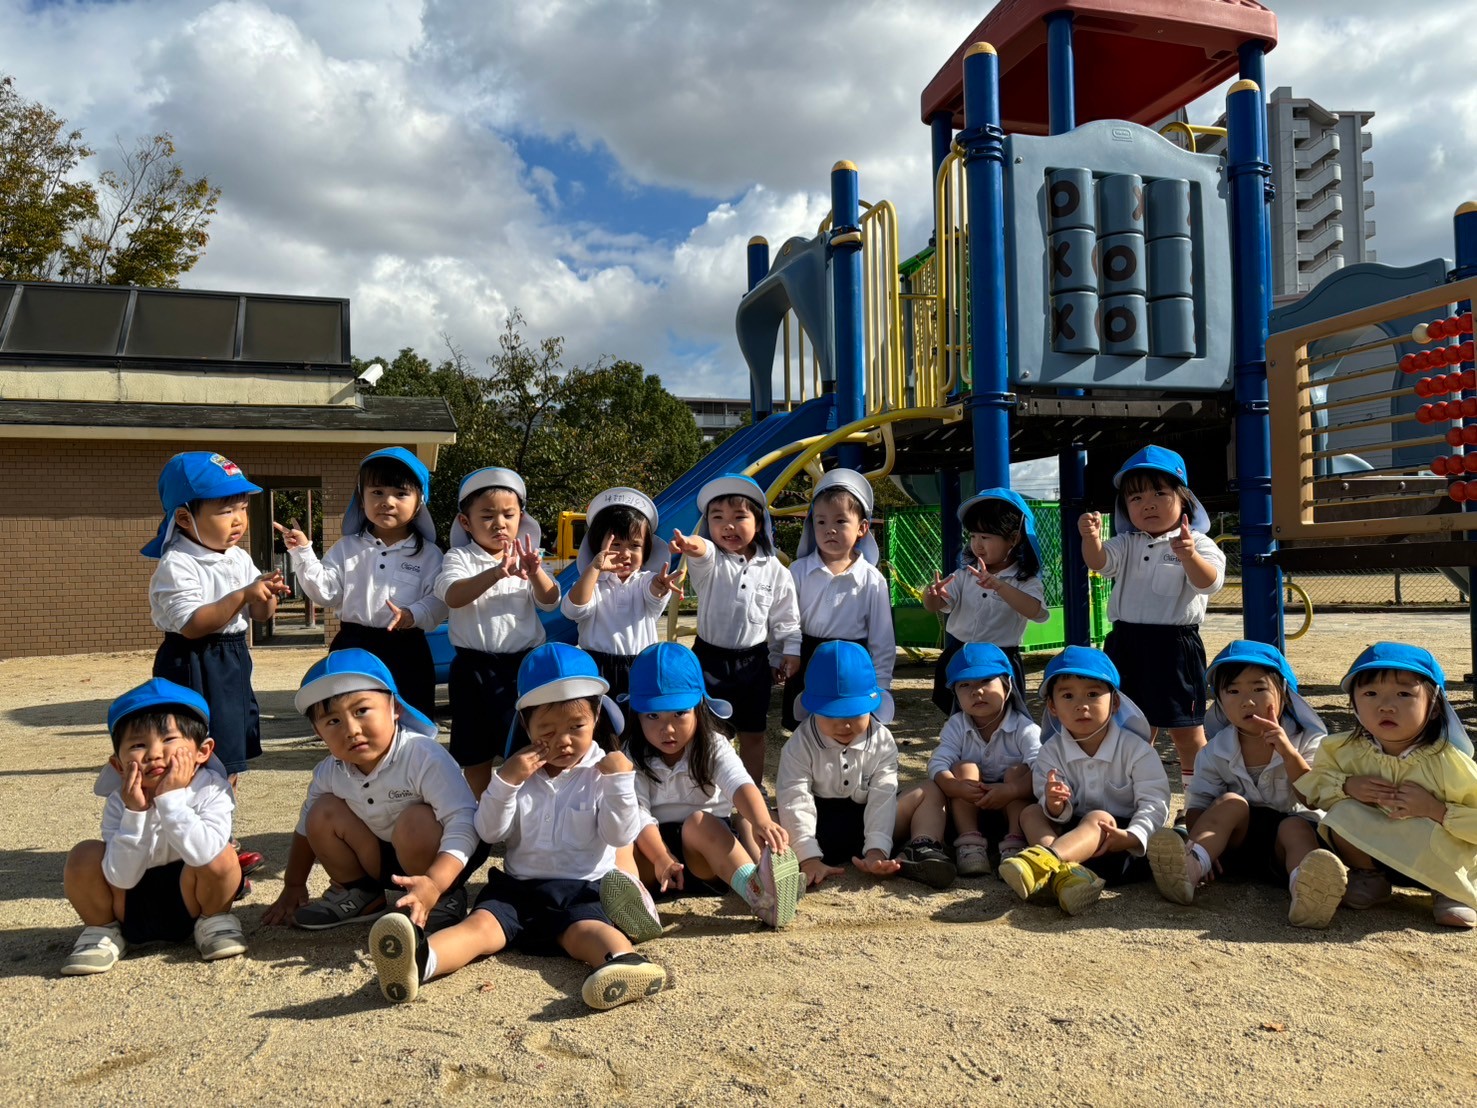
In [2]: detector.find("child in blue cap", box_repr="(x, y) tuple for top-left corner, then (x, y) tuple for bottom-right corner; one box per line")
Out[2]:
(368, 643), (667, 1011)
(145, 451), (289, 789)
(1000, 647), (1172, 915)
(1146, 641), (1344, 928)
(1078, 446), (1225, 801)
(278, 448), (448, 718)
(923, 488), (1048, 715)
(261, 649), (485, 934)
(610, 641), (802, 929)
(62, 678), (247, 974)
(1294, 643), (1477, 929)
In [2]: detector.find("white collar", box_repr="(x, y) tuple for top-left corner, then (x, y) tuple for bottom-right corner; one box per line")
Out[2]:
(168, 533), (234, 562)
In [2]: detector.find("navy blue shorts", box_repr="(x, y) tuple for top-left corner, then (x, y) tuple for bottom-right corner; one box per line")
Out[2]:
(448, 647), (530, 764)
(332, 623), (436, 720)
(374, 837), (489, 890)
(119, 859), (244, 944)
(1054, 816), (1152, 886)
(693, 638), (772, 733)
(813, 796), (869, 866)
(654, 817), (732, 898)
(1218, 805), (1299, 883)
(1103, 621), (1206, 728)
(585, 650), (637, 703)
(472, 868), (613, 954)
(153, 631), (259, 774)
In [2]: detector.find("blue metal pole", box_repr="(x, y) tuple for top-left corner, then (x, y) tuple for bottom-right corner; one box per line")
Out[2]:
(830, 160), (865, 469)
(1227, 79), (1283, 647)
(1047, 12), (1076, 135)
(1451, 202), (1477, 685)
(1238, 42), (1274, 314)
(929, 112), (964, 574)
(746, 235), (771, 424)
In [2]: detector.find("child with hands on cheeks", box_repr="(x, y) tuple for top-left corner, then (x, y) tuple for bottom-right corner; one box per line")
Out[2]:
(262, 650), (484, 934)
(1293, 643), (1477, 929)
(368, 644), (667, 1011)
(999, 647), (1171, 915)
(600, 642), (802, 933)
(923, 490), (1048, 715)
(1146, 641), (1343, 928)
(434, 467), (562, 798)
(62, 680), (247, 974)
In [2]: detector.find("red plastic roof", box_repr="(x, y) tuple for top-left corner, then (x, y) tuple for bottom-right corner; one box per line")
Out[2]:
(920, 0), (1278, 134)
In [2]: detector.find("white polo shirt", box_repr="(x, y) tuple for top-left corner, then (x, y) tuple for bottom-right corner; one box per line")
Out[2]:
(939, 563), (1049, 646)
(149, 535), (263, 635)
(288, 532), (448, 630)
(790, 552), (896, 688)
(1187, 720), (1326, 817)
(100, 765), (235, 890)
(1031, 723), (1172, 854)
(777, 716), (899, 863)
(560, 569), (670, 656)
(294, 729), (480, 864)
(434, 543), (560, 654)
(632, 740), (755, 828)
(928, 707), (1042, 783)
(688, 545), (801, 660)
(1100, 530), (1226, 625)
(475, 745), (641, 881)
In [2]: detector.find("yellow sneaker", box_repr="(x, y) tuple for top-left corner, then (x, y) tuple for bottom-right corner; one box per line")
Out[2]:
(998, 845), (1062, 901)
(1052, 863), (1106, 915)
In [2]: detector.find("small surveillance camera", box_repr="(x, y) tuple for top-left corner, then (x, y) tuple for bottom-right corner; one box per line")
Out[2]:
(357, 362), (385, 387)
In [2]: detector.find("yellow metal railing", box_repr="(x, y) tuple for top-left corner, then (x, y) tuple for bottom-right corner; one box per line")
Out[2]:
(1158, 122), (1227, 153)
(932, 148), (969, 402)
(779, 312), (822, 411)
(859, 200), (905, 414)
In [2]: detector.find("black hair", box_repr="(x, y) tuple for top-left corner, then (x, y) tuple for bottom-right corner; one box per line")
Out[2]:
(707, 493), (764, 516)
(1348, 668), (1446, 750)
(1210, 661), (1290, 719)
(516, 696), (620, 753)
(622, 701), (734, 794)
(586, 505), (653, 566)
(182, 494), (249, 517)
(1042, 671), (1117, 704)
(359, 454), (425, 554)
(305, 688), (395, 724)
(961, 498), (1039, 578)
(459, 484), (522, 518)
(111, 709), (209, 755)
(812, 485), (868, 521)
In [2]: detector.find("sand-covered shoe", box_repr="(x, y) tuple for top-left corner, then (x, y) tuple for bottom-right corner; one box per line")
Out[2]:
(582, 952), (666, 1011)
(1052, 863), (1107, 915)
(370, 912), (427, 1004)
(748, 846), (802, 928)
(1287, 849), (1347, 929)
(61, 925), (126, 976)
(194, 912), (248, 961)
(1433, 894), (1476, 929)
(599, 869), (663, 943)
(998, 845), (1061, 901)
(1148, 828), (1199, 906)
(896, 838), (958, 889)
(1342, 867), (1392, 910)
(293, 885), (386, 930)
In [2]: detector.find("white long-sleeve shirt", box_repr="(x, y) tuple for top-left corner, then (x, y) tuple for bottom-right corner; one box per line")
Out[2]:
(1099, 530), (1226, 624)
(560, 570), (670, 655)
(434, 543), (560, 653)
(632, 740), (755, 828)
(474, 745), (641, 881)
(149, 536), (262, 635)
(100, 765), (235, 890)
(288, 532), (448, 630)
(778, 717), (898, 863)
(927, 707), (1042, 783)
(688, 545), (801, 661)
(1031, 723), (1171, 854)
(1187, 720), (1326, 817)
(294, 729), (480, 864)
(939, 563), (1049, 646)
(789, 552), (896, 688)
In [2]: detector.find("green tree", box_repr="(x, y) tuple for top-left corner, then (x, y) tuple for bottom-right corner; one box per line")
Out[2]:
(0, 75), (96, 280)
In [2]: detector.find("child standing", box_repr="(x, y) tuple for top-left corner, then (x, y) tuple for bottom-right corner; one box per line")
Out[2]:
(262, 650), (486, 934)
(1000, 647), (1171, 915)
(561, 487), (684, 701)
(669, 473), (800, 789)
(368, 643), (668, 1011)
(1078, 445), (1226, 800)
(783, 468), (895, 731)
(62, 679), (247, 974)
(278, 447), (447, 719)
(922, 489), (1049, 715)
(1146, 640), (1344, 928)
(1294, 643), (1477, 929)
(612, 641), (801, 929)
(434, 467), (560, 798)
(145, 451), (288, 784)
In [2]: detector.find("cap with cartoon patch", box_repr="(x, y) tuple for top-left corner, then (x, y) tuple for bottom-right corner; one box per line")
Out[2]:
(142, 452), (262, 558)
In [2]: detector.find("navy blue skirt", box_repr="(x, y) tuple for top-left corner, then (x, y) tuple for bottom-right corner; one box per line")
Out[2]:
(331, 622), (436, 720)
(153, 631), (260, 774)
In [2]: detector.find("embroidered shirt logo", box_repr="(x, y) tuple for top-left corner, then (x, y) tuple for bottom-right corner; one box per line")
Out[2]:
(387, 788), (415, 801)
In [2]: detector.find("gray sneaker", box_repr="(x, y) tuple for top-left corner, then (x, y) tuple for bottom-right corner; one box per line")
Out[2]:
(599, 869), (662, 943)
(61, 924), (126, 975)
(293, 885), (386, 930)
(194, 912), (248, 961)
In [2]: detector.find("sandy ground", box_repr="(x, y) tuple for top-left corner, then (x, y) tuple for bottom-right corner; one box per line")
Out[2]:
(4, 612), (1477, 1106)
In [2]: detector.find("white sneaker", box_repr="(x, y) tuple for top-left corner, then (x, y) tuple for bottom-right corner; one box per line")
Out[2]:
(194, 913), (248, 961)
(61, 924), (126, 975)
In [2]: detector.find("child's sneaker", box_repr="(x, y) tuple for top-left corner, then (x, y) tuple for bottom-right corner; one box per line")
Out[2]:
(293, 885), (386, 929)
(1341, 867), (1393, 910)
(194, 912), (248, 961)
(370, 912), (428, 1004)
(998, 845), (1061, 901)
(236, 850), (266, 877)
(1051, 863), (1106, 915)
(581, 952), (666, 1011)
(1432, 894), (1477, 929)
(1287, 849), (1347, 929)
(424, 886), (468, 934)
(895, 837), (958, 889)
(953, 833), (992, 877)
(997, 835), (1028, 863)
(60, 924), (126, 976)
(599, 869), (663, 943)
(1147, 827), (1203, 906)
(745, 846), (802, 928)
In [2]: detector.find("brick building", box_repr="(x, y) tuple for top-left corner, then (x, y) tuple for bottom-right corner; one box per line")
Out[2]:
(0, 280), (456, 658)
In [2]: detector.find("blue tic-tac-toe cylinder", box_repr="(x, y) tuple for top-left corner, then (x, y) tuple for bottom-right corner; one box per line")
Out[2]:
(1145, 178), (1192, 241)
(1147, 236), (1193, 300)
(1097, 233), (1146, 297)
(1100, 294), (1148, 356)
(1149, 297), (1197, 358)
(1048, 229), (1096, 294)
(1097, 173), (1144, 236)
(1051, 291), (1100, 355)
(1046, 168), (1096, 232)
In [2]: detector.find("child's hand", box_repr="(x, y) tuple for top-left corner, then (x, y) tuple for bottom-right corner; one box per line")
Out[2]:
(650, 560), (685, 601)
(1170, 515), (1196, 560)
(668, 528), (703, 557)
(592, 533), (624, 575)
(654, 857), (685, 893)
(773, 656), (800, 684)
(1344, 775), (1398, 807)
(1078, 511), (1103, 541)
(387, 873), (440, 928)
(975, 783), (1010, 811)
(800, 857), (844, 888)
(272, 520), (310, 551)
(1096, 823), (1136, 858)
(1388, 781), (1447, 822)
(1044, 768), (1072, 815)
(262, 884), (310, 926)
(753, 820), (790, 853)
(964, 562), (1000, 591)
(120, 761), (149, 812)
(853, 849), (901, 878)
(514, 535), (544, 577)
(498, 746), (547, 786)
(384, 599), (416, 631)
(245, 571), (291, 604)
(1249, 714), (1294, 756)
(597, 750), (634, 776)
(153, 746), (195, 797)
(922, 571), (954, 606)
